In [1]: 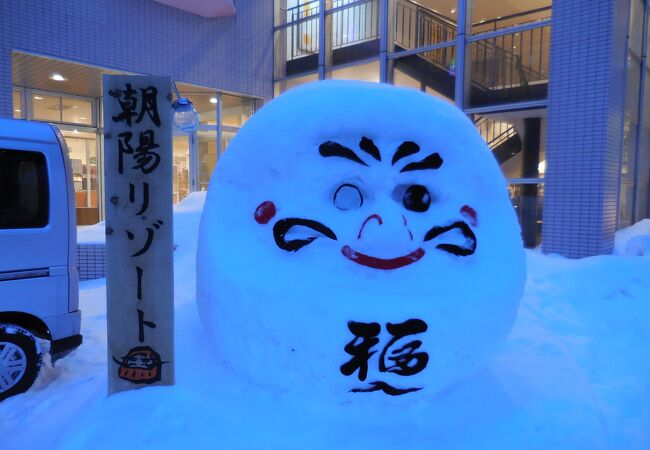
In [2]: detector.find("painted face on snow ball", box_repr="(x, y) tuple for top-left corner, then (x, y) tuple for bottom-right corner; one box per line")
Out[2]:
(255, 137), (479, 270)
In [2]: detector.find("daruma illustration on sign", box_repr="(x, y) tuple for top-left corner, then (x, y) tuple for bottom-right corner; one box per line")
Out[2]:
(197, 81), (525, 398)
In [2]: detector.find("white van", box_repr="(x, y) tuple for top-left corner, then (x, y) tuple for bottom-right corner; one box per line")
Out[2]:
(0, 118), (82, 400)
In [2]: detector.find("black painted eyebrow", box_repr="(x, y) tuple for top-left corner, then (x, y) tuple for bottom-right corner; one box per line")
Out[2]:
(400, 152), (443, 173)
(359, 137), (381, 162)
(392, 141), (420, 165)
(319, 141), (368, 166)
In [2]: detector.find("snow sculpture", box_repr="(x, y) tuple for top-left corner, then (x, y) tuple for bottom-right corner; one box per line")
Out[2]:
(197, 81), (525, 398)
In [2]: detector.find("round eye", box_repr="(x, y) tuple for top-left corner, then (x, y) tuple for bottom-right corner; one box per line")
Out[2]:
(334, 184), (363, 210)
(403, 185), (431, 212)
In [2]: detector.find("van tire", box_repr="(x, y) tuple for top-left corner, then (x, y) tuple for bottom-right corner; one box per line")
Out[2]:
(0, 325), (42, 401)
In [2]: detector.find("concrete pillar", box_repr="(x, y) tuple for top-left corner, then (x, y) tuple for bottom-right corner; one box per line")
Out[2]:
(542, 0), (631, 257)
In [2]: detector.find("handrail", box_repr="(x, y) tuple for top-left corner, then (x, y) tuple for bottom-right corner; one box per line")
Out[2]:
(471, 6), (551, 28)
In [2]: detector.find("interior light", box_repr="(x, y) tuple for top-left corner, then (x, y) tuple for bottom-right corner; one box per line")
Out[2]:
(538, 160), (546, 174)
(50, 73), (66, 81)
(14, 109), (21, 113)
(80, 116), (87, 120)
(450, 8), (456, 13)
(209, 97), (218, 104)
(34, 96), (43, 100)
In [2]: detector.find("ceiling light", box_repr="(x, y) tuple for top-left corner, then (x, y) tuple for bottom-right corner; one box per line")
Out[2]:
(14, 109), (21, 112)
(50, 73), (66, 81)
(450, 8), (456, 13)
(80, 116), (87, 120)
(34, 96), (43, 100)
(210, 97), (218, 104)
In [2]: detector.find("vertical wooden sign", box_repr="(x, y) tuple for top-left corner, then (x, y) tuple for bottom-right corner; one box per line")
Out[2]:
(103, 75), (174, 394)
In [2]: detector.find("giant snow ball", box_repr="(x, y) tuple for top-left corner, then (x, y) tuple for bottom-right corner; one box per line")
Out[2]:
(197, 81), (525, 399)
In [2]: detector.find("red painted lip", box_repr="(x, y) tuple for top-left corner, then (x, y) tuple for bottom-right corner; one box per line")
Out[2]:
(341, 246), (425, 270)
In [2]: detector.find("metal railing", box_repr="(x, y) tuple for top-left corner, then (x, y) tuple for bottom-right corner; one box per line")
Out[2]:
(284, 0), (320, 60)
(331, 0), (379, 49)
(283, 0), (379, 62)
(280, 0), (549, 92)
(472, 6), (551, 35)
(469, 26), (549, 91)
(395, 0), (548, 90)
(475, 116), (517, 150)
(395, 0), (456, 70)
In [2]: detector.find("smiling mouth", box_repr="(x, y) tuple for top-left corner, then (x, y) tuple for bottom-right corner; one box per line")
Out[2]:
(341, 245), (425, 270)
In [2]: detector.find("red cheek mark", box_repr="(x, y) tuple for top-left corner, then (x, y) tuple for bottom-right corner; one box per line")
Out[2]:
(460, 205), (478, 227)
(254, 201), (276, 224)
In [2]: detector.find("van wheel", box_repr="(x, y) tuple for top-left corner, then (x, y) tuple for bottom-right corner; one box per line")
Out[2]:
(0, 325), (42, 401)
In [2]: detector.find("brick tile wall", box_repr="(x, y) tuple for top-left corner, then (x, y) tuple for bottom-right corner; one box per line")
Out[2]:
(0, 0), (273, 117)
(543, 0), (630, 257)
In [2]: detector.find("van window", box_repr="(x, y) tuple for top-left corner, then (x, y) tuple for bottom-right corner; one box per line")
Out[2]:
(0, 149), (49, 229)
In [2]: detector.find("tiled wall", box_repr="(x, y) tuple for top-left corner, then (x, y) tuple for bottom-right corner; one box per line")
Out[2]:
(77, 244), (106, 280)
(0, 0), (273, 118)
(543, 0), (630, 257)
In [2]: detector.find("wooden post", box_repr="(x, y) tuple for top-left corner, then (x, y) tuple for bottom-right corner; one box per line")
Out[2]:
(103, 75), (175, 394)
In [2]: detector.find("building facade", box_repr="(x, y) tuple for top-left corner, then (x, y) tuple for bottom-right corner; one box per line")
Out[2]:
(0, 0), (648, 258)
(274, 0), (650, 257)
(0, 0), (273, 224)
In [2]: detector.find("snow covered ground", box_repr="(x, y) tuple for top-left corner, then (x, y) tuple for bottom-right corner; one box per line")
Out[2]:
(1, 193), (649, 450)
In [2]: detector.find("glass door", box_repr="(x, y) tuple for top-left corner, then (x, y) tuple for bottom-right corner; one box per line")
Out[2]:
(60, 129), (99, 225)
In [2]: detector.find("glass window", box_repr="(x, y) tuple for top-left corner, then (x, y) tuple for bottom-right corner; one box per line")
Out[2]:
(61, 130), (99, 225)
(221, 95), (256, 128)
(392, 0), (456, 53)
(181, 93), (218, 126)
(619, 182), (635, 229)
(629, 0), (644, 57)
(0, 149), (49, 229)
(330, 0), (380, 65)
(275, 73), (319, 96)
(32, 93), (61, 122)
(274, 14), (319, 79)
(394, 67), (422, 90)
(62, 98), (93, 126)
(198, 130), (218, 191)
(12, 90), (23, 119)
(393, 47), (456, 100)
(508, 182), (543, 248)
(468, 25), (550, 107)
(471, 0), (551, 35)
(330, 60), (380, 81)
(173, 135), (190, 203)
(475, 114), (546, 179)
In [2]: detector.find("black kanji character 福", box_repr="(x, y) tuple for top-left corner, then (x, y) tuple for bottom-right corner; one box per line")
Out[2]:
(340, 321), (380, 381)
(379, 319), (429, 376)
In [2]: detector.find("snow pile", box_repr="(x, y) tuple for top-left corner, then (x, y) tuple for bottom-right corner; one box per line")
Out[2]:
(77, 222), (106, 244)
(197, 81), (525, 398)
(0, 191), (648, 449)
(614, 218), (650, 255)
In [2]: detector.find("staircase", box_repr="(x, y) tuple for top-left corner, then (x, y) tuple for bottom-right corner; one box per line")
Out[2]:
(281, 0), (549, 105)
(474, 116), (522, 165)
(394, 0), (549, 105)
